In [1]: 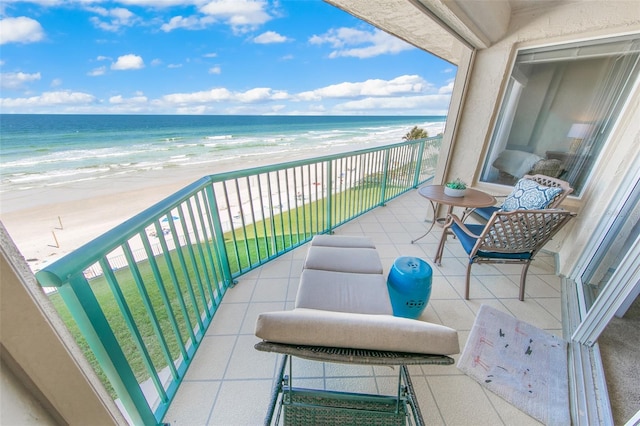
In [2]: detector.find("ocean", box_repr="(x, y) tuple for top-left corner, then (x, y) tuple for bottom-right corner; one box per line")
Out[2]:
(0, 114), (446, 194)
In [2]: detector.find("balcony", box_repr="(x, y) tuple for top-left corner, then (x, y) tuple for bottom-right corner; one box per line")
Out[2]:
(159, 188), (560, 425)
(35, 138), (563, 424)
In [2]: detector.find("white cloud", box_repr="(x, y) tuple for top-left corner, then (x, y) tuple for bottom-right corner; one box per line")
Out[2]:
(1, 91), (96, 108)
(161, 15), (215, 32)
(112, 0), (192, 7)
(151, 58), (162, 66)
(109, 94), (148, 104)
(208, 66), (221, 74)
(200, 0), (271, 33)
(96, 55), (111, 61)
(334, 94), (451, 113)
(438, 81), (454, 94)
(162, 86), (288, 105)
(297, 75), (430, 101)
(237, 87), (288, 103)
(0, 17), (45, 45)
(88, 7), (138, 32)
(51, 78), (62, 87)
(163, 88), (233, 104)
(88, 66), (107, 76)
(0, 71), (41, 89)
(310, 27), (413, 59)
(253, 31), (288, 44)
(203, 52), (218, 58)
(167, 63), (183, 68)
(111, 54), (144, 70)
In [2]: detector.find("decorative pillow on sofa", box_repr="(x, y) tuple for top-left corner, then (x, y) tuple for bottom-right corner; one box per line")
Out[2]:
(500, 178), (562, 211)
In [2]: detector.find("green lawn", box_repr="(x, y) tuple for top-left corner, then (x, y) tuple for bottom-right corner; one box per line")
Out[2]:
(47, 182), (395, 399)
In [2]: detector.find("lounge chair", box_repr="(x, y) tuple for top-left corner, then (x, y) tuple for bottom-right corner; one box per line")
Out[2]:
(255, 235), (459, 425)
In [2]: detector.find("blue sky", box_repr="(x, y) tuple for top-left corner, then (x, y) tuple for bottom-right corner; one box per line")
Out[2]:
(0, 0), (456, 115)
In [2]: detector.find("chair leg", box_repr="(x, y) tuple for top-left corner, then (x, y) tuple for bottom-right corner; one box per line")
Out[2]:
(434, 230), (447, 266)
(519, 261), (532, 301)
(465, 262), (472, 300)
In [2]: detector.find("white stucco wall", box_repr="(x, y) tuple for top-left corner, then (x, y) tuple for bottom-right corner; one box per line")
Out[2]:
(446, 1), (640, 274)
(0, 223), (126, 425)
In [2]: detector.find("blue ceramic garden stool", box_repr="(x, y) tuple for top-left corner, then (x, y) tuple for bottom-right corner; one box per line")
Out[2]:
(387, 256), (433, 319)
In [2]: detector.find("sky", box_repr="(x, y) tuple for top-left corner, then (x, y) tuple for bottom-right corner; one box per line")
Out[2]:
(0, 0), (456, 115)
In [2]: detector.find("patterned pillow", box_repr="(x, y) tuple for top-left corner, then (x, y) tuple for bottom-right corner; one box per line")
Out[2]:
(500, 178), (562, 211)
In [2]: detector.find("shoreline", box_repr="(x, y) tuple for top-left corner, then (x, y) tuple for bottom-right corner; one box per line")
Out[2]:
(1, 140), (401, 272)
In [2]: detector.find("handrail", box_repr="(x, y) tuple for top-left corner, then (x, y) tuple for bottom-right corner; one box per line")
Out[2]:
(37, 177), (213, 288)
(35, 135), (442, 425)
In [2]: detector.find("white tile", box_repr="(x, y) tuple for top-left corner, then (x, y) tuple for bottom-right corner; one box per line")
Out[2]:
(501, 299), (562, 330)
(520, 274), (561, 298)
(430, 299), (477, 331)
(429, 375), (503, 425)
(251, 277), (289, 302)
(239, 301), (285, 335)
(184, 335), (236, 380)
(163, 380), (219, 425)
(169, 190), (568, 425)
(224, 335), (278, 380)
(477, 274), (522, 299)
(206, 303), (248, 336)
(325, 376), (378, 394)
(208, 379), (273, 426)
(485, 390), (543, 425)
(221, 278), (256, 303)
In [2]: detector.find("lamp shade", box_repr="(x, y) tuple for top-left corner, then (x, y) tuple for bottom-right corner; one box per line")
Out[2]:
(567, 123), (591, 139)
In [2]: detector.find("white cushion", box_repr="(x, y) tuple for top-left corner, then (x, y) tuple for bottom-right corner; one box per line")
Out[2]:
(255, 308), (460, 356)
(303, 245), (383, 274)
(311, 235), (376, 249)
(492, 149), (543, 178)
(500, 178), (563, 211)
(295, 269), (393, 315)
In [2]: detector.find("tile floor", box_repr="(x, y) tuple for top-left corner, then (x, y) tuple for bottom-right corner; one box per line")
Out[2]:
(164, 189), (565, 425)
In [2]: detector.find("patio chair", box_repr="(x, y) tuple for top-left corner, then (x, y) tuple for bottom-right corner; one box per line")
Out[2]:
(435, 209), (576, 301)
(468, 174), (573, 222)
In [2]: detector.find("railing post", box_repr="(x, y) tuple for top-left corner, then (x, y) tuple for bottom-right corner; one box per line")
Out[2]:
(413, 140), (426, 188)
(60, 273), (157, 426)
(205, 183), (234, 287)
(380, 149), (390, 205)
(326, 160), (333, 233)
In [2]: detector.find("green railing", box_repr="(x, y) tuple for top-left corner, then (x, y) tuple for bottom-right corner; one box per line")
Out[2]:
(35, 136), (441, 425)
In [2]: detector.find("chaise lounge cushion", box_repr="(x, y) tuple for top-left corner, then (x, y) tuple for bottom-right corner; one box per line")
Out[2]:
(255, 308), (460, 356)
(303, 245), (383, 274)
(310, 234), (376, 249)
(295, 269), (393, 315)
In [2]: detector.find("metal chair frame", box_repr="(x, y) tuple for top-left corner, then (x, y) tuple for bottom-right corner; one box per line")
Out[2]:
(466, 174), (574, 222)
(255, 342), (454, 425)
(435, 209), (576, 301)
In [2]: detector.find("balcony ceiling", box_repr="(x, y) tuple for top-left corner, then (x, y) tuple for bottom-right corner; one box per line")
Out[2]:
(324, 0), (566, 64)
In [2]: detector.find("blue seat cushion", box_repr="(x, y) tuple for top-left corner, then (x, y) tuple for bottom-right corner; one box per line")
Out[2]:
(473, 206), (500, 221)
(450, 223), (532, 260)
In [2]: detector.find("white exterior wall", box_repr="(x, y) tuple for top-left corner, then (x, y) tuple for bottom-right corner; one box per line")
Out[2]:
(446, 1), (640, 274)
(0, 223), (126, 425)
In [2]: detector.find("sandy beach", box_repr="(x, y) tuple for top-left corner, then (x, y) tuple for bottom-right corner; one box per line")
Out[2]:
(2, 166), (202, 271)
(0, 142), (386, 272)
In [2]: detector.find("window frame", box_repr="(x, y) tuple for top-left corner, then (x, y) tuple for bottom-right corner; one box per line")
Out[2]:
(480, 35), (640, 196)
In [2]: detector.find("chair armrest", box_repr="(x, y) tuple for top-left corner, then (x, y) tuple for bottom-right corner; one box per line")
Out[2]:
(444, 214), (483, 238)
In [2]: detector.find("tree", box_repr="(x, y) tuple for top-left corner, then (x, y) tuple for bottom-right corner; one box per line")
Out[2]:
(403, 126), (428, 140)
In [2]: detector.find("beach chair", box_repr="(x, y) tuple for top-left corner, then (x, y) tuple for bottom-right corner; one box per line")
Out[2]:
(255, 235), (459, 425)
